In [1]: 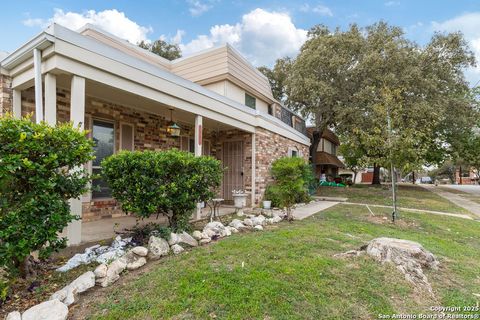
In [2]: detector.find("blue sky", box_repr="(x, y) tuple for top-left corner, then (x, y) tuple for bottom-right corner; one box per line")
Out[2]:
(2, 1), (480, 82)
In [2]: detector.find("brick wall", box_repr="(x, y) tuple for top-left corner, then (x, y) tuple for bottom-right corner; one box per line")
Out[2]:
(254, 127), (309, 204)
(0, 74), (12, 116)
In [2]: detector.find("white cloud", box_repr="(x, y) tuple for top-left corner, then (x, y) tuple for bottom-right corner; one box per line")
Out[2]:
(299, 3), (333, 16)
(432, 12), (480, 84)
(180, 8), (307, 66)
(22, 9), (153, 44)
(187, 0), (213, 16)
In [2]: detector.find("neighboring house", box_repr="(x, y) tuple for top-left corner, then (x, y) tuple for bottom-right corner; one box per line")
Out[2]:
(455, 168), (478, 185)
(0, 23), (309, 245)
(307, 128), (344, 180)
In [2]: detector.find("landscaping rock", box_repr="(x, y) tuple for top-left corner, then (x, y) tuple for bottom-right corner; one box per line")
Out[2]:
(122, 251), (147, 271)
(272, 215), (283, 223)
(254, 225), (264, 231)
(265, 218), (274, 225)
(6, 311), (21, 320)
(178, 231), (198, 247)
(243, 218), (253, 227)
(226, 226), (239, 234)
(171, 244), (185, 254)
(50, 271), (95, 306)
(199, 238), (211, 245)
(192, 230), (203, 240)
(168, 233), (180, 246)
(148, 236), (170, 259)
(204, 229), (216, 238)
(94, 263), (108, 278)
(251, 215), (266, 226)
(95, 249), (125, 265)
(131, 246), (148, 257)
(22, 299), (68, 320)
(203, 221), (227, 237)
(229, 219), (246, 229)
(96, 257), (127, 287)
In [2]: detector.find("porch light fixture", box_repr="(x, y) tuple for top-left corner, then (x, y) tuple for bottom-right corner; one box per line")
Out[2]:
(167, 108), (181, 137)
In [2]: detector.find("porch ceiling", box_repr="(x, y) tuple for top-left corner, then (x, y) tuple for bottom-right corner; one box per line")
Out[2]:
(55, 74), (239, 131)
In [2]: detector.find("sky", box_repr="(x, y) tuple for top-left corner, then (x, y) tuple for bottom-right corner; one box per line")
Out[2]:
(1, 0), (480, 83)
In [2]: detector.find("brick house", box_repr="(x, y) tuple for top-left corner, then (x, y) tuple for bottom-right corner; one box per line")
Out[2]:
(307, 128), (344, 180)
(0, 23), (309, 245)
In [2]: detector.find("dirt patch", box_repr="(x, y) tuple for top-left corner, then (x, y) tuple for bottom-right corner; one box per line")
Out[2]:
(363, 215), (419, 228)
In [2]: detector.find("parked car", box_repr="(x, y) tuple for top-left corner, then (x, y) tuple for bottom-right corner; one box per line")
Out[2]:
(420, 176), (433, 184)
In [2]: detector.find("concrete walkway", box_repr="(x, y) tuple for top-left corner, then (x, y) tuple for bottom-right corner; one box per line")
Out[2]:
(421, 185), (480, 219)
(292, 201), (339, 220)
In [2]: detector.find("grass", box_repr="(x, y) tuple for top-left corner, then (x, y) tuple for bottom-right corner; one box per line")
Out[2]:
(80, 205), (480, 320)
(317, 184), (470, 214)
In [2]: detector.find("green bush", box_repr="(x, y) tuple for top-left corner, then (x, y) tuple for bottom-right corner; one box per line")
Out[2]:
(0, 115), (94, 278)
(102, 149), (222, 232)
(268, 157), (313, 219)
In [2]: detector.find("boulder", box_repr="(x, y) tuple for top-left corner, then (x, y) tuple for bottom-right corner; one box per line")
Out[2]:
(203, 229), (216, 238)
(226, 226), (239, 234)
(148, 236), (170, 259)
(251, 215), (266, 226)
(121, 251), (147, 271)
(253, 225), (264, 231)
(171, 244), (185, 255)
(178, 231), (198, 247)
(96, 257), (127, 287)
(22, 299), (68, 320)
(96, 249), (125, 265)
(265, 218), (274, 225)
(272, 215), (283, 223)
(168, 233), (179, 246)
(94, 263), (108, 278)
(192, 230), (203, 240)
(229, 219), (246, 229)
(50, 271), (95, 306)
(243, 218), (253, 227)
(199, 238), (211, 245)
(131, 246), (148, 257)
(6, 311), (21, 320)
(203, 221), (227, 237)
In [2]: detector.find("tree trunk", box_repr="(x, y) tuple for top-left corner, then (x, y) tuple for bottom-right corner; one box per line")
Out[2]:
(353, 170), (358, 185)
(412, 171), (415, 184)
(459, 166), (463, 185)
(372, 163), (381, 185)
(310, 131), (321, 168)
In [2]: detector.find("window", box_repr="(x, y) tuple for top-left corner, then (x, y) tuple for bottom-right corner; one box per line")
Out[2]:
(180, 136), (195, 153)
(203, 140), (211, 156)
(291, 150), (298, 157)
(92, 120), (115, 198)
(288, 147), (299, 158)
(245, 93), (256, 109)
(268, 104), (273, 115)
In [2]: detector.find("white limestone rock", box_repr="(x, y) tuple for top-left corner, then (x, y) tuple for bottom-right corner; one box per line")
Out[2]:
(148, 236), (170, 260)
(229, 219), (246, 229)
(126, 257), (146, 270)
(178, 231), (198, 247)
(171, 244), (185, 255)
(203, 221), (227, 237)
(168, 233), (180, 246)
(272, 215), (283, 223)
(226, 226), (239, 234)
(243, 218), (253, 227)
(6, 311), (21, 320)
(50, 271), (95, 306)
(251, 215), (266, 226)
(131, 246), (148, 257)
(22, 299), (68, 320)
(203, 229), (216, 238)
(94, 263), (108, 278)
(253, 225), (264, 231)
(192, 230), (203, 240)
(96, 257), (127, 287)
(199, 238), (211, 245)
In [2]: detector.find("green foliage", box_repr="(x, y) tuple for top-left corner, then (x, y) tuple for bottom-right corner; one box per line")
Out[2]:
(102, 149), (222, 232)
(138, 40), (182, 61)
(0, 114), (94, 276)
(257, 58), (293, 103)
(269, 157), (313, 218)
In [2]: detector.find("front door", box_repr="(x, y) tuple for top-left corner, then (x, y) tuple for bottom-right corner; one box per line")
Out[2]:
(222, 141), (244, 202)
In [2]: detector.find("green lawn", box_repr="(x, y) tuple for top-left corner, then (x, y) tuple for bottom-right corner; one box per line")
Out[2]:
(318, 184), (470, 214)
(78, 205), (480, 320)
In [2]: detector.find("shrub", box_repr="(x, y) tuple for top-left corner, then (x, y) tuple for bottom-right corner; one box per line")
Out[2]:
(102, 149), (222, 232)
(269, 157), (313, 219)
(0, 115), (94, 278)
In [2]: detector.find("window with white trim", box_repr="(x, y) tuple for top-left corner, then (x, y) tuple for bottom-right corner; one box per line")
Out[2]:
(92, 120), (115, 198)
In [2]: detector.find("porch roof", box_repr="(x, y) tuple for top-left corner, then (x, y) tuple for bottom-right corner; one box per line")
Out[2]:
(315, 152), (345, 168)
(0, 23), (310, 146)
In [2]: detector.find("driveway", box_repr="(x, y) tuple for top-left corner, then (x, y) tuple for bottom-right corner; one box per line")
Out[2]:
(442, 184), (480, 196)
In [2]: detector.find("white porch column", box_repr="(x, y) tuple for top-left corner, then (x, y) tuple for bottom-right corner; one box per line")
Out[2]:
(12, 89), (21, 119)
(33, 48), (43, 123)
(44, 73), (56, 125)
(194, 114), (203, 220)
(194, 115), (203, 157)
(67, 75), (85, 246)
(251, 132), (256, 206)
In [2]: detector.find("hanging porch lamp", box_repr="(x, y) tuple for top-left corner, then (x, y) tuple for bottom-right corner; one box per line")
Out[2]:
(167, 108), (181, 137)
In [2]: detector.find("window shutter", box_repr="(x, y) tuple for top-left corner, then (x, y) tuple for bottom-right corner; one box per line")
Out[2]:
(203, 140), (211, 156)
(120, 123), (134, 151)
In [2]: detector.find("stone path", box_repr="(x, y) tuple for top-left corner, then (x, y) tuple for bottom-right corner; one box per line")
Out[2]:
(421, 185), (480, 219)
(292, 201), (339, 220)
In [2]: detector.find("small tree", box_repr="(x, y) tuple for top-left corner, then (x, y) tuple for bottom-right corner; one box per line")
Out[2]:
(102, 149), (222, 231)
(270, 157), (313, 220)
(0, 115), (94, 277)
(138, 39), (182, 60)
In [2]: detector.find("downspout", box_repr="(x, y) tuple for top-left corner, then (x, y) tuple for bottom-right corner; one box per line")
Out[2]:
(33, 48), (43, 123)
